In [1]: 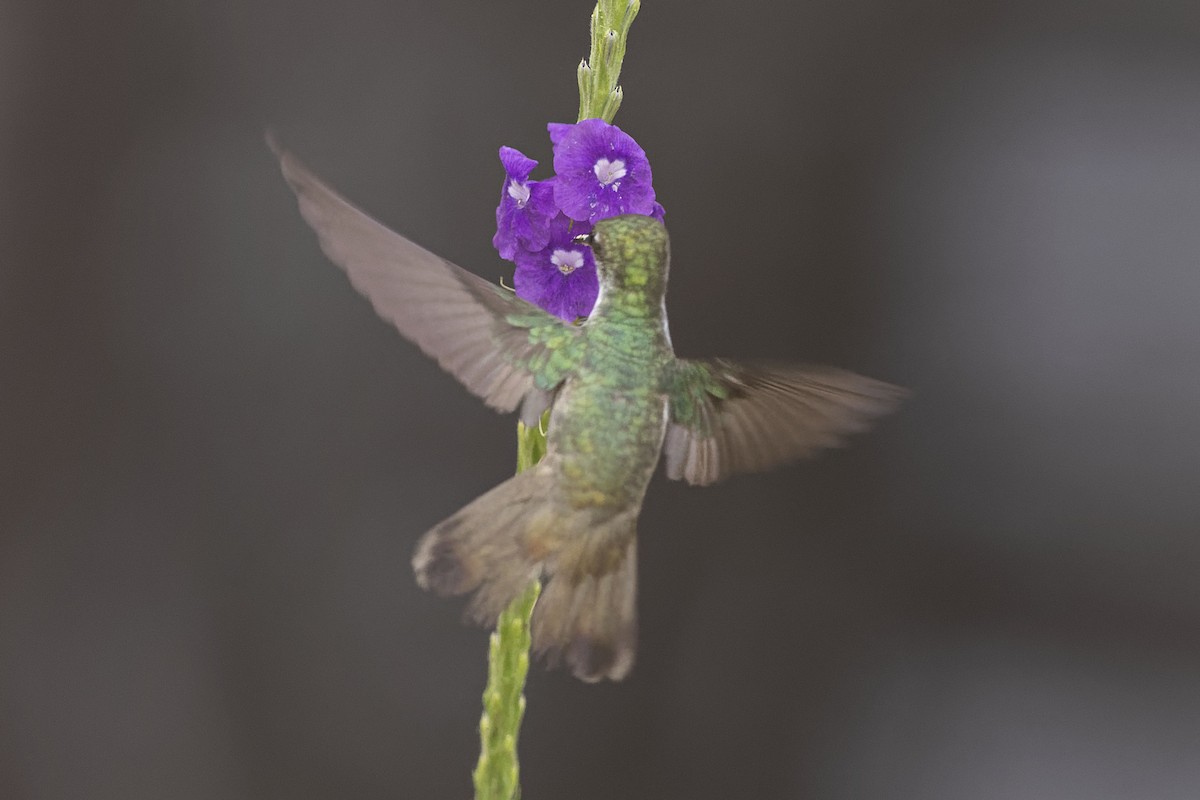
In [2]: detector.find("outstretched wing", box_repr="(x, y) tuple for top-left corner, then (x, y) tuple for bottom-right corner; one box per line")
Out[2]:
(663, 359), (906, 486)
(270, 137), (581, 420)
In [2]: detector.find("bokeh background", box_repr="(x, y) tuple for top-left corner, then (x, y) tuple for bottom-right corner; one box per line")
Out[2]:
(5, 0), (1200, 797)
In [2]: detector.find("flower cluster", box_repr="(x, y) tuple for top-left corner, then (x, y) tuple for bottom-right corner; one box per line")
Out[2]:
(493, 118), (663, 321)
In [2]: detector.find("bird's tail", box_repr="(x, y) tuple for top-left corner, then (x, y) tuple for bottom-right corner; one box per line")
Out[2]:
(412, 459), (638, 682)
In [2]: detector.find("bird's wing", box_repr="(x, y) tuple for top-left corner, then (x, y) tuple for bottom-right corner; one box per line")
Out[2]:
(271, 138), (582, 420)
(663, 359), (906, 486)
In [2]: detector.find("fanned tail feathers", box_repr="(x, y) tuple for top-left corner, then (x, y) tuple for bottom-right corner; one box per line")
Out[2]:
(412, 459), (638, 682)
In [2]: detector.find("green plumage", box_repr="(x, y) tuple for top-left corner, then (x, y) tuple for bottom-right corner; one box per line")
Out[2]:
(273, 144), (906, 682)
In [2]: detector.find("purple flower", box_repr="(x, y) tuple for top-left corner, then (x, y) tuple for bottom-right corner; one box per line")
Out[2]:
(548, 119), (656, 224)
(492, 146), (557, 260)
(513, 214), (599, 321)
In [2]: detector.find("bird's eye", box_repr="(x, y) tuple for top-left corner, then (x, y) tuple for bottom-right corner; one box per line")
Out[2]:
(574, 231), (601, 256)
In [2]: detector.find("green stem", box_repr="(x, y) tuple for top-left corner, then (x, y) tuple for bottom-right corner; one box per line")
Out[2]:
(473, 420), (546, 800)
(577, 0), (642, 123)
(472, 574), (540, 800)
(474, 3), (642, 797)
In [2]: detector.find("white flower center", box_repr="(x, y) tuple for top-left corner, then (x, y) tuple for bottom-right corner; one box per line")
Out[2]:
(551, 249), (584, 275)
(593, 158), (627, 186)
(507, 179), (530, 207)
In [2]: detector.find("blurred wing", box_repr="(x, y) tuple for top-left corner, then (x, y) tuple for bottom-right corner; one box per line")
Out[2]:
(664, 359), (906, 486)
(271, 138), (581, 416)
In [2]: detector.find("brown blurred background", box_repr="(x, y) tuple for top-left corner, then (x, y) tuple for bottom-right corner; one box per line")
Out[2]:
(4, 0), (1200, 797)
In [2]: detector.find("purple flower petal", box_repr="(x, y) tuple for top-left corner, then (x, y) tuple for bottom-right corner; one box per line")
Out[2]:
(513, 214), (598, 321)
(549, 119), (656, 224)
(650, 201), (666, 223)
(547, 123), (574, 148)
(499, 146), (537, 182)
(493, 147), (557, 259)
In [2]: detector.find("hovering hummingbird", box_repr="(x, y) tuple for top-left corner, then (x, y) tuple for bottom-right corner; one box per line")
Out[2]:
(272, 140), (905, 682)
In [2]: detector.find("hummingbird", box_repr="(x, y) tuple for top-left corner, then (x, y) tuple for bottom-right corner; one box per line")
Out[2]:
(271, 140), (905, 682)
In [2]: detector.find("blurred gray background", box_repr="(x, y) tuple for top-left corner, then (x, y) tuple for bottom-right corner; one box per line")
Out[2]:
(4, 0), (1200, 797)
